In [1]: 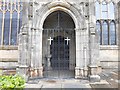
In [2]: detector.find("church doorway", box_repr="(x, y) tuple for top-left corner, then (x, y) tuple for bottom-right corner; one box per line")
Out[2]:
(42, 11), (76, 78)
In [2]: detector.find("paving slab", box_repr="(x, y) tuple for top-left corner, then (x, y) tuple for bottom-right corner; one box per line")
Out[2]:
(42, 83), (62, 88)
(25, 83), (42, 90)
(62, 83), (91, 88)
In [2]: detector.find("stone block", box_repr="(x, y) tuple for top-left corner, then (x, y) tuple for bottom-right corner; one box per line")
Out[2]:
(89, 75), (100, 82)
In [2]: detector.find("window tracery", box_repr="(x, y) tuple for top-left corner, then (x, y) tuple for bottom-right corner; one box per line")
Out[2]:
(95, 0), (116, 45)
(0, 0), (22, 45)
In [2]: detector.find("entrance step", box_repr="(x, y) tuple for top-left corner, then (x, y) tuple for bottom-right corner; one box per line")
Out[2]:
(43, 70), (75, 78)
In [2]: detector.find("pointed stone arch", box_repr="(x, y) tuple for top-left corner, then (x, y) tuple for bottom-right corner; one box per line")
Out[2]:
(33, 1), (86, 30)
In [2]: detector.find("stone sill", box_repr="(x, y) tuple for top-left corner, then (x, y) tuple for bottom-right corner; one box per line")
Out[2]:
(0, 45), (18, 50)
(100, 45), (118, 50)
(100, 61), (119, 62)
(0, 58), (18, 62)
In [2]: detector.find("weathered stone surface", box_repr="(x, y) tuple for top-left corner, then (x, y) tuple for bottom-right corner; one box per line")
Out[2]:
(89, 75), (101, 82)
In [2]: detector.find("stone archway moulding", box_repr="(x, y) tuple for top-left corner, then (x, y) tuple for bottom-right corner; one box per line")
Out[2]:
(34, 1), (86, 30)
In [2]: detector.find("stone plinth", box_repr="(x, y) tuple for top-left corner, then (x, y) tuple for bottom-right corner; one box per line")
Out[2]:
(88, 65), (100, 82)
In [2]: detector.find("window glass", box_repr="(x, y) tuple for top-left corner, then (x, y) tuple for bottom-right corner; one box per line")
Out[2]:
(103, 21), (108, 45)
(4, 11), (10, 45)
(96, 21), (102, 45)
(95, 1), (100, 19)
(102, 1), (108, 19)
(11, 11), (18, 45)
(110, 21), (116, 45)
(109, 2), (115, 19)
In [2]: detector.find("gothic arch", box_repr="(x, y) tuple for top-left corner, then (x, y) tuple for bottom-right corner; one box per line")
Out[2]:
(33, 1), (86, 30)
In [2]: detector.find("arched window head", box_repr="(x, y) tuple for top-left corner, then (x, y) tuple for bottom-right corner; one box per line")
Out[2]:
(102, 21), (108, 45)
(95, 1), (100, 19)
(96, 21), (102, 45)
(109, 2), (115, 19)
(110, 21), (116, 45)
(102, 1), (108, 19)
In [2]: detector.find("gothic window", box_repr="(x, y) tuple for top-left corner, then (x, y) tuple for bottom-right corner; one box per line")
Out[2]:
(110, 21), (116, 45)
(102, 21), (108, 45)
(95, 1), (116, 45)
(0, 0), (22, 46)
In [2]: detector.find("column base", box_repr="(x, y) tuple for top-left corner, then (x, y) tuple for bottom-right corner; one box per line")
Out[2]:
(88, 64), (101, 82)
(18, 65), (29, 82)
(75, 67), (80, 78)
(75, 67), (84, 79)
(30, 67), (43, 78)
(89, 75), (100, 82)
(38, 67), (43, 78)
(83, 67), (88, 77)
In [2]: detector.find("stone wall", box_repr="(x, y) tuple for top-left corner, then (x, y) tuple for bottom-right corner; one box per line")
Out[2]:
(0, 48), (18, 75)
(99, 46), (118, 68)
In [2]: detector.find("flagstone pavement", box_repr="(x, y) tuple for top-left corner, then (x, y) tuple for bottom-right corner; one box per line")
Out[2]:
(25, 69), (120, 90)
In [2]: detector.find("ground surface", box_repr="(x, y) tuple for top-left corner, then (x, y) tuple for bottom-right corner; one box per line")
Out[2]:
(25, 69), (120, 90)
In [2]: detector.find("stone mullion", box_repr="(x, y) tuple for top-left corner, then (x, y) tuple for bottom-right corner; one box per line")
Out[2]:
(18, 27), (29, 81)
(17, 11), (20, 45)
(9, 11), (12, 45)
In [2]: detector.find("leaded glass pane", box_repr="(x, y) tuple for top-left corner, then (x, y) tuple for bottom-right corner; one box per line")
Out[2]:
(110, 21), (116, 45)
(102, 1), (108, 19)
(95, 1), (100, 19)
(11, 11), (18, 45)
(96, 21), (102, 45)
(3, 11), (10, 45)
(109, 2), (115, 19)
(103, 21), (108, 45)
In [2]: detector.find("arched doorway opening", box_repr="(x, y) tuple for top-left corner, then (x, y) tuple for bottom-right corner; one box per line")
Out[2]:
(42, 10), (76, 78)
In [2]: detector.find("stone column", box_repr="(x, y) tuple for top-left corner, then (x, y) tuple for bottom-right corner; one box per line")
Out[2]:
(36, 29), (43, 78)
(30, 28), (43, 78)
(88, 27), (100, 82)
(75, 29), (84, 78)
(18, 26), (29, 82)
(88, 0), (100, 82)
(83, 46), (88, 77)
